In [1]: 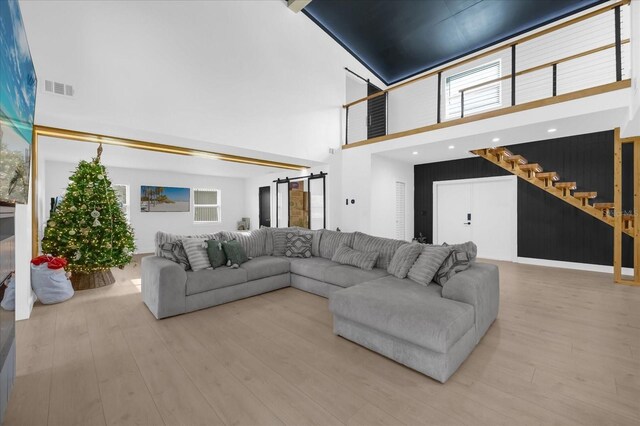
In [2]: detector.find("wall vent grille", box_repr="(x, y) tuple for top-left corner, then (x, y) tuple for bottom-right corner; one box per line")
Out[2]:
(44, 79), (74, 98)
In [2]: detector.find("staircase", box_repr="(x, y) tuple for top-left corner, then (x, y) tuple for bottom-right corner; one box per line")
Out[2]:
(471, 147), (635, 237)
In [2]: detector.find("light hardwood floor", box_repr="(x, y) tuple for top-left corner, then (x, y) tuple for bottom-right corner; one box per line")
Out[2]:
(4, 256), (640, 426)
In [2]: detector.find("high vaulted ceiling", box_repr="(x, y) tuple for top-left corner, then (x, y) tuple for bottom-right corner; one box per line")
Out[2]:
(304, 0), (606, 85)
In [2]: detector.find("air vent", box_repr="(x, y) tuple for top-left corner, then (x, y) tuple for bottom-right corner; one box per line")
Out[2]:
(44, 79), (74, 98)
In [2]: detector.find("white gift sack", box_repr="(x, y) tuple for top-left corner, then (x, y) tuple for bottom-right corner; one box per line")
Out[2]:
(1, 276), (16, 311)
(30, 263), (74, 304)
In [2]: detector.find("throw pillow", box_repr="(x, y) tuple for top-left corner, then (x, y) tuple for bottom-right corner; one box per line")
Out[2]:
(319, 230), (355, 259)
(222, 229), (268, 258)
(154, 231), (220, 256)
(222, 239), (249, 266)
(443, 241), (477, 261)
(206, 239), (227, 268)
(182, 238), (212, 271)
(435, 249), (472, 286)
(407, 245), (453, 286)
(270, 227), (302, 256)
(285, 232), (312, 258)
(331, 243), (379, 270)
(387, 243), (423, 279)
(353, 232), (407, 270)
(158, 240), (190, 270)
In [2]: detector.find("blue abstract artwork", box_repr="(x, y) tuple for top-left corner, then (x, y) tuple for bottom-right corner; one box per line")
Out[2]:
(0, 0), (37, 204)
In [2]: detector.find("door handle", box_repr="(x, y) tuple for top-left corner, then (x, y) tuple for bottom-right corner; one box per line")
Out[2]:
(463, 222), (471, 225)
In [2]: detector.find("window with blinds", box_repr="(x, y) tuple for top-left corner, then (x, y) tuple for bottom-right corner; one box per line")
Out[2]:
(193, 188), (220, 223)
(445, 60), (501, 119)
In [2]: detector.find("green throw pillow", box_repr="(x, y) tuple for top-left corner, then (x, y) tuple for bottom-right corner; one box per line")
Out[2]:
(222, 239), (248, 266)
(206, 239), (227, 268)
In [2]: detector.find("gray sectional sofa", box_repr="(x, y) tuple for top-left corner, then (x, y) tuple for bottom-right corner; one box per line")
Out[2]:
(142, 229), (499, 383)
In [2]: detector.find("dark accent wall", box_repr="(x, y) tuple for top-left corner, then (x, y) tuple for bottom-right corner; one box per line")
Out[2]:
(414, 130), (634, 267)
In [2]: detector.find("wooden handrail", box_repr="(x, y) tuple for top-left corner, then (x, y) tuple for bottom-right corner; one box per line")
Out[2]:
(460, 39), (630, 94)
(343, 0), (630, 109)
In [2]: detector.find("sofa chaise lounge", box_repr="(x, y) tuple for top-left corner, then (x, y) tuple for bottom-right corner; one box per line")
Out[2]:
(142, 229), (499, 383)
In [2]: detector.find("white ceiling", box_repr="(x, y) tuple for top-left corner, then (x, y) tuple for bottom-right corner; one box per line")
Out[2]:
(19, 0), (383, 164)
(39, 136), (290, 178)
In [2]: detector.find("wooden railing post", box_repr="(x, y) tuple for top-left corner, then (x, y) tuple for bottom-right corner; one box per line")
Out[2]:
(614, 128), (622, 282)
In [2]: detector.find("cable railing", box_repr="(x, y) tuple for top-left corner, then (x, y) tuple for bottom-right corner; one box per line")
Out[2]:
(343, 0), (632, 148)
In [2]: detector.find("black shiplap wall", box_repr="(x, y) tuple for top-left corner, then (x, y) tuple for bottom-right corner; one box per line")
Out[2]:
(414, 130), (634, 267)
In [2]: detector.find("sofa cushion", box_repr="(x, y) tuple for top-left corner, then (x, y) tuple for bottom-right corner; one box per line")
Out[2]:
(285, 232), (312, 258)
(324, 265), (389, 288)
(186, 267), (248, 296)
(271, 227), (303, 256)
(158, 240), (189, 270)
(222, 229), (268, 258)
(408, 245), (453, 286)
(329, 276), (474, 354)
(222, 240), (249, 266)
(298, 229), (322, 257)
(319, 230), (355, 259)
(331, 244), (379, 270)
(443, 241), (477, 261)
(240, 256), (290, 281)
(289, 257), (340, 281)
(435, 249), (472, 286)
(353, 232), (407, 270)
(387, 243), (422, 278)
(206, 239), (227, 268)
(155, 231), (220, 256)
(182, 238), (212, 271)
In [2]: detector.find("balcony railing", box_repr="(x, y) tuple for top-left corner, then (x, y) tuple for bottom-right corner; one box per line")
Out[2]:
(343, 0), (632, 148)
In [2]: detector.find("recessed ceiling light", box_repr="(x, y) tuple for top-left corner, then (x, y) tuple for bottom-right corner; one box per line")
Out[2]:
(548, 128), (557, 133)
(412, 151), (418, 155)
(448, 145), (455, 150)
(492, 137), (500, 142)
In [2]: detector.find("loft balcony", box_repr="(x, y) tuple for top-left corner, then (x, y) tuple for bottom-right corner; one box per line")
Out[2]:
(343, 0), (633, 150)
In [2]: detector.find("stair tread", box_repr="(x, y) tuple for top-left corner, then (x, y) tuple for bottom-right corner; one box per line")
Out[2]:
(505, 155), (528, 165)
(536, 172), (559, 177)
(593, 202), (615, 209)
(520, 163), (543, 172)
(555, 181), (577, 189)
(573, 191), (598, 198)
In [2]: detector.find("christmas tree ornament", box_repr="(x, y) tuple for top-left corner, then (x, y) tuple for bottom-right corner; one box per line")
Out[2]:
(93, 219), (101, 227)
(91, 210), (100, 218)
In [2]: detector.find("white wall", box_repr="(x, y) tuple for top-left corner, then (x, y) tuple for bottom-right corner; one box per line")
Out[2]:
(370, 155), (414, 240)
(20, 0), (385, 164)
(44, 161), (246, 253)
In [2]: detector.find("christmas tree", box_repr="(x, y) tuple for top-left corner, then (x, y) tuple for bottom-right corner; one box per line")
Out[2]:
(42, 145), (135, 277)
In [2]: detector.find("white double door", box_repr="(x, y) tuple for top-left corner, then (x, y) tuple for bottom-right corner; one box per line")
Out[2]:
(434, 176), (517, 261)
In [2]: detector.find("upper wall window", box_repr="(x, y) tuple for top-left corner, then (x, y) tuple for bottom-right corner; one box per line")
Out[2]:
(193, 188), (220, 223)
(445, 60), (501, 119)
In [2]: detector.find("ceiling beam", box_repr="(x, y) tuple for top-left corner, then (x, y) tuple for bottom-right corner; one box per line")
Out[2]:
(287, 0), (312, 13)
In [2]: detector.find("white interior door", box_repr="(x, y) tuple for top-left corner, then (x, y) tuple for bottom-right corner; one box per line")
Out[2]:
(395, 181), (406, 240)
(435, 176), (516, 261)
(436, 182), (472, 245)
(471, 179), (516, 260)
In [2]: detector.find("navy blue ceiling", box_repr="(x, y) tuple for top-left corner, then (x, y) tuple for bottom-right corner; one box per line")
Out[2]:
(303, 0), (606, 85)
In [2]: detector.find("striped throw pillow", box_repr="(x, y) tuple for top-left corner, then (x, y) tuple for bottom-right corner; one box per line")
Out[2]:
(443, 241), (477, 261)
(155, 231), (220, 256)
(182, 238), (212, 271)
(353, 232), (407, 270)
(407, 245), (453, 286)
(222, 229), (267, 258)
(331, 243), (379, 271)
(387, 243), (423, 278)
(319, 230), (355, 259)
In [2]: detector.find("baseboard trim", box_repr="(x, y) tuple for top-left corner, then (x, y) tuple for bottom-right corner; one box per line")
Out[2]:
(515, 257), (634, 276)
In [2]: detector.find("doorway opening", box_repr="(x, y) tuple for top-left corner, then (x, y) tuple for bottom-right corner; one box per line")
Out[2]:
(259, 186), (271, 228)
